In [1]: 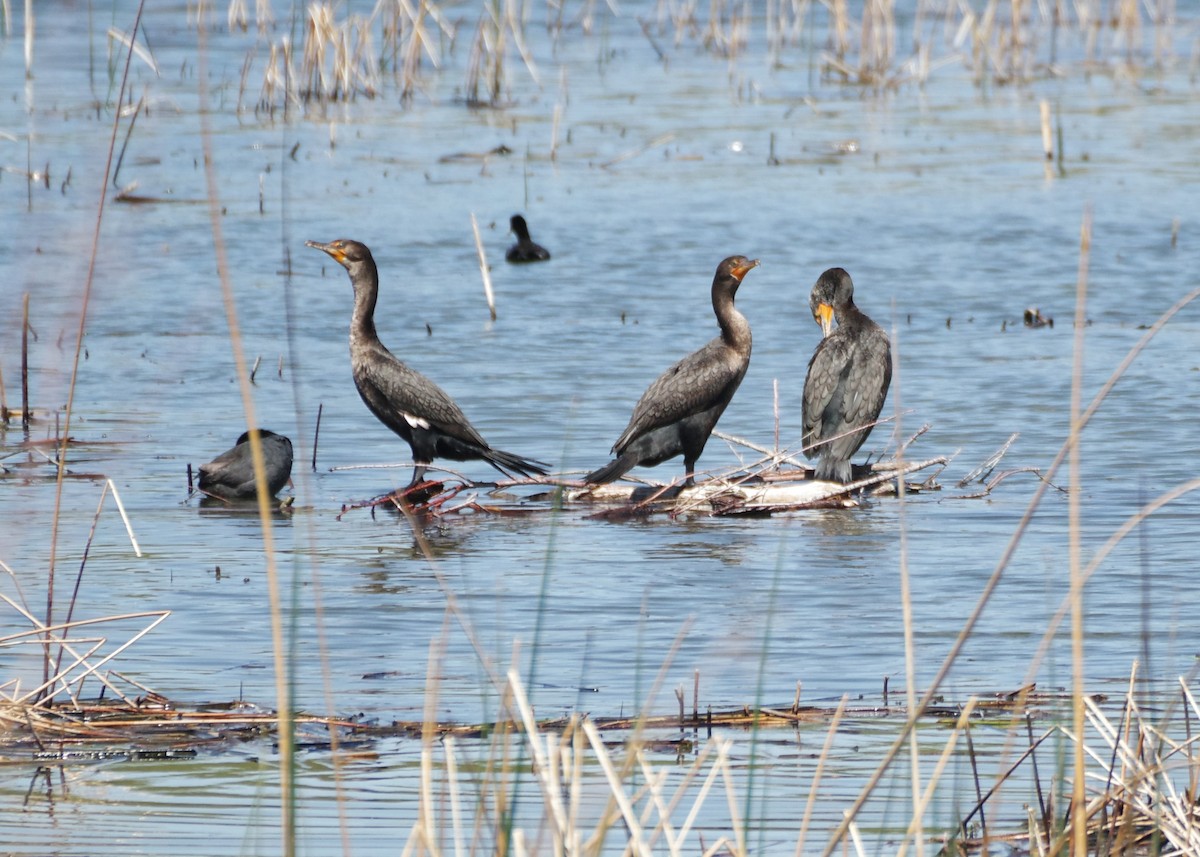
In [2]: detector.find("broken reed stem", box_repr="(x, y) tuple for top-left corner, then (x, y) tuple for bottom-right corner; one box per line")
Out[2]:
(469, 212), (497, 321)
(1039, 99), (1053, 160)
(21, 293), (29, 428)
(312, 402), (323, 472)
(0, 363), (8, 423)
(51, 481), (110, 690)
(772, 377), (780, 457)
(110, 94), (144, 190)
(106, 478), (142, 557)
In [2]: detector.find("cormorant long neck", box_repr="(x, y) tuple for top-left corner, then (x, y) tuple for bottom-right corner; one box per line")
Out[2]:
(712, 276), (751, 351)
(835, 299), (865, 329)
(348, 258), (381, 344)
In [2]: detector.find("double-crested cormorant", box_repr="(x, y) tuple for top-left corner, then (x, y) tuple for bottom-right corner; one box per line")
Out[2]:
(585, 256), (759, 487)
(198, 429), (294, 499)
(801, 267), (892, 484)
(505, 214), (551, 263)
(306, 238), (550, 487)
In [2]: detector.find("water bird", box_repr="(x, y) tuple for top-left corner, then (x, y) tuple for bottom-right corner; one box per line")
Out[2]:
(305, 238), (550, 488)
(801, 267), (892, 484)
(198, 429), (293, 500)
(505, 214), (551, 263)
(585, 256), (759, 488)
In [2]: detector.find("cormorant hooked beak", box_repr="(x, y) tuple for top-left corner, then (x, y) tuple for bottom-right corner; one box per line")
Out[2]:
(305, 239), (347, 267)
(730, 259), (760, 281)
(813, 302), (835, 338)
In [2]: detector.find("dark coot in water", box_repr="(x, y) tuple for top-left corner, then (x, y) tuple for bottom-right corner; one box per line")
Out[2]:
(305, 238), (550, 487)
(198, 429), (293, 499)
(505, 214), (551, 263)
(585, 256), (759, 488)
(801, 267), (892, 484)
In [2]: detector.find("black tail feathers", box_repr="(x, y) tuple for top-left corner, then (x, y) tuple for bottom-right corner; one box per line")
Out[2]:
(485, 447), (551, 480)
(583, 452), (638, 485)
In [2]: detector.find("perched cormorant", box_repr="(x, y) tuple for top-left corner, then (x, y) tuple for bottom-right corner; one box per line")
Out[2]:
(505, 214), (551, 263)
(585, 256), (759, 487)
(801, 267), (892, 484)
(305, 238), (550, 487)
(198, 429), (293, 499)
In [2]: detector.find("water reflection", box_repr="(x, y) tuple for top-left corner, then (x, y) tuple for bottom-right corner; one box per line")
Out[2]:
(195, 497), (296, 522)
(798, 504), (898, 566)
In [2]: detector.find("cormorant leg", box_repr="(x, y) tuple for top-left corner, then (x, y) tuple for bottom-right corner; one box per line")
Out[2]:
(407, 464), (429, 488)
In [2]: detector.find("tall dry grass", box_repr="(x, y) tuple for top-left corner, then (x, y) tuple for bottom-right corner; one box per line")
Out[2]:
(216, 0), (1183, 111)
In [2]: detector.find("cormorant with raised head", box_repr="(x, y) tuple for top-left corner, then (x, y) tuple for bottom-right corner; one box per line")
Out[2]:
(585, 256), (759, 487)
(505, 214), (551, 263)
(306, 238), (550, 487)
(198, 429), (293, 499)
(801, 267), (892, 484)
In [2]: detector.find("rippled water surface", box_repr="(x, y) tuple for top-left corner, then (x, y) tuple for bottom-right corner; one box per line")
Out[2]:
(3, 1), (1199, 853)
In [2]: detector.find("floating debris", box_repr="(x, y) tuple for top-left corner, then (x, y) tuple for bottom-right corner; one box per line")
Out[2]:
(1023, 307), (1053, 328)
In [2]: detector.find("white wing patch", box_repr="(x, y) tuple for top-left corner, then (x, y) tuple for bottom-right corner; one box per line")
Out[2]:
(402, 412), (431, 430)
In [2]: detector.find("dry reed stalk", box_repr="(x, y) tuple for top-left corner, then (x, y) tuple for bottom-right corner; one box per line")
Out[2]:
(469, 212), (497, 320)
(417, 628), (449, 855)
(107, 25), (159, 75)
(504, 0), (540, 86)
(20, 293), (29, 429)
(1115, 0), (1141, 61)
(889, 320), (926, 857)
(255, 0), (273, 34)
(52, 484), (110, 692)
(829, 0), (850, 76)
(1068, 686), (1200, 853)
(398, 0), (436, 104)
(301, 4), (352, 101)
(794, 695), (849, 855)
(895, 699), (980, 857)
(860, 0), (895, 82)
(844, 810), (868, 857)
(636, 739), (724, 847)
(196, 17), (294, 855)
(1067, 207), (1091, 857)
(306, 4), (332, 96)
(0, 597), (170, 708)
(227, 0), (247, 32)
(22, 0), (31, 78)
(509, 668), (573, 841)
(1039, 98), (1053, 162)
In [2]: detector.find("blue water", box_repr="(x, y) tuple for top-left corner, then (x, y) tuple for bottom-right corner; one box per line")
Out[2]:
(2, 2), (1199, 853)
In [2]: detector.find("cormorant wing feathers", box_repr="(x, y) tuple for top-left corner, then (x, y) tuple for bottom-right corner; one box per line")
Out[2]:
(802, 324), (892, 452)
(613, 338), (742, 453)
(354, 345), (490, 449)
